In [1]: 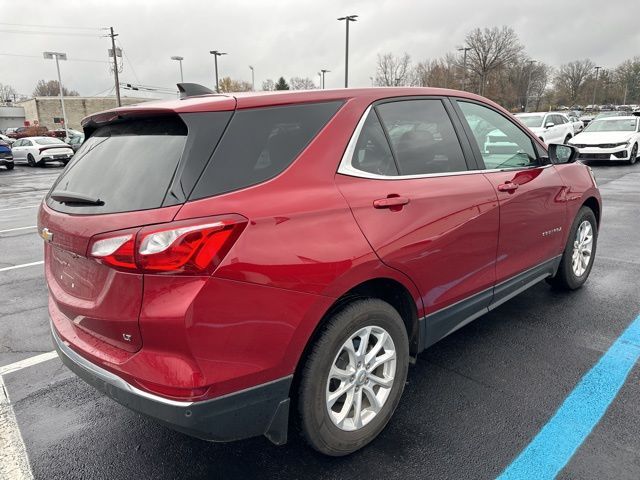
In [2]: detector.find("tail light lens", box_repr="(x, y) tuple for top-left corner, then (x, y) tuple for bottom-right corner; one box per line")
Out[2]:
(88, 215), (247, 275)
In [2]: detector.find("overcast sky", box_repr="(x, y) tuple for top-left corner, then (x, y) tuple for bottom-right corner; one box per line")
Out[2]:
(2, 0), (639, 99)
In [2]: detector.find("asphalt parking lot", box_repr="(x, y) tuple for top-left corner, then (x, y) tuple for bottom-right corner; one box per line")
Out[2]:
(1, 161), (639, 479)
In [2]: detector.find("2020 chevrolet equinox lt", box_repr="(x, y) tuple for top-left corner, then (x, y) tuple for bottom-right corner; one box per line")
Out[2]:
(41, 84), (601, 456)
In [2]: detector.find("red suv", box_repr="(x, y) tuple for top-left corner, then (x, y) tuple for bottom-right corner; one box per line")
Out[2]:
(41, 85), (601, 455)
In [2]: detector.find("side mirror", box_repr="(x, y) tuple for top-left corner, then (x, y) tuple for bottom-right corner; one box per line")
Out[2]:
(545, 122), (555, 129)
(548, 143), (578, 164)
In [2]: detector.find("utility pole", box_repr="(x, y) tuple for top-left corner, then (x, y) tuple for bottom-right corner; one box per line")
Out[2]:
(524, 60), (537, 113)
(249, 65), (255, 91)
(320, 69), (330, 89)
(457, 47), (471, 90)
(43, 52), (69, 139)
(209, 51), (227, 93)
(592, 66), (602, 107)
(106, 27), (121, 107)
(337, 15), (358, 88)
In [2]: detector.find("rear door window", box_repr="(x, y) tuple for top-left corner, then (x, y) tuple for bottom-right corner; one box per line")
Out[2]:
(47, 116), (188, 215)
(191, 101), (343, 199)
(376, 100), (468, 175)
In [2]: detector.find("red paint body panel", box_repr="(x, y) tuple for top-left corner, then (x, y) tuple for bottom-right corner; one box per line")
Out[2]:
(335, 173), (499, 313)
(41, 87), (601, 407)
(482, 166), (568, 282)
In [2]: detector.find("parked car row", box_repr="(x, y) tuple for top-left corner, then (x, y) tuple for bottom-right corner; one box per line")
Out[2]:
(512, 110), (640, 165)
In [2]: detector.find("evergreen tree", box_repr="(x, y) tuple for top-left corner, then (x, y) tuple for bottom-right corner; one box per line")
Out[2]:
(274, 77), (290, 90)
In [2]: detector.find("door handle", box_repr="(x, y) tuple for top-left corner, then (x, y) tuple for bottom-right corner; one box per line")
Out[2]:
(497, 182), (519, 192)
(373, 195), (410, 210)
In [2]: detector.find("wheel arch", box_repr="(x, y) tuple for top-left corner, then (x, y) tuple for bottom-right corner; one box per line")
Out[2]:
(582, 196), (601, 227)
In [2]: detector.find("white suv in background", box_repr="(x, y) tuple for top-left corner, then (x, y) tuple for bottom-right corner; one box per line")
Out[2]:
(515, 112), (574, 144)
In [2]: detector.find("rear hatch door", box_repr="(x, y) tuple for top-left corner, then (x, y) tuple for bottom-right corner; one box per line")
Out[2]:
(40, 107), (234, 352)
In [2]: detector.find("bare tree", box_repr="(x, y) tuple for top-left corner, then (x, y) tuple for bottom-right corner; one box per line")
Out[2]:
(375, 52), (412, 86)
(33, 79), (79, 97)
(262, 79), (276, 91)
(0, 83), (18, 103)
(217, 77), (252, 93)
(614, 57), (640, 104)
(413, 54), (458, 88)
(289, 77), (317, 90)
(554, 60), (595, 105)
(464, 26), (524, 95)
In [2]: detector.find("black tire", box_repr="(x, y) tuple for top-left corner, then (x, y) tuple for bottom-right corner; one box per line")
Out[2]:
(6, 163), (13, 170)
(298, 298), (409, 456)
(548, 206), (598, 290)
(27, 154), (37, 167)
(629, 143), (638, 165)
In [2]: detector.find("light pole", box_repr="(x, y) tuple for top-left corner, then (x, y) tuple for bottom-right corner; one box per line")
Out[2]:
(209, 50), (227, 93)
(318, 72), (322, 88)
(320, 69), (330, 89)
(457, 47), (471, 91)
(43, 51), (69, 139)
(171, 56), (184, 83)
(592, 66), (603, 107)
(524, 60), (537, 112)
(249, 65), (255, 91)
(337, 14), (358, 88)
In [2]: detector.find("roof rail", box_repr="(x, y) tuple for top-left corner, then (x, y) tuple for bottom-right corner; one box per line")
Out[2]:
(177, 83), (216, 99)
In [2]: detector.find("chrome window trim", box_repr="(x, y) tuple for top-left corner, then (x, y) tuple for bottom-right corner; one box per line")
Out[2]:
(337, 104), (552, 181)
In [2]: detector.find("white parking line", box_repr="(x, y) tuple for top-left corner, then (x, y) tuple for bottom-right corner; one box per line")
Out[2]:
(0, 351), (56, 480)
(0, 205), (39, 212)
(0, 226), (37, 234)
(0, 351), (58, 376)
(0, 261), (44, 273)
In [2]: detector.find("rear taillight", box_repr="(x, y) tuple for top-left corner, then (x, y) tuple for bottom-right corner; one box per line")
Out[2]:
(88, 215), (247, 275)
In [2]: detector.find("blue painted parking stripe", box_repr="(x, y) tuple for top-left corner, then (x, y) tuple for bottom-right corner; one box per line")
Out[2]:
(498, 314), (640, 480)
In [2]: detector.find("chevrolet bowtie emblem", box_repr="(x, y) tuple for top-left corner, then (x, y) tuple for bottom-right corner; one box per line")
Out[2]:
(40, 227), (54, 243)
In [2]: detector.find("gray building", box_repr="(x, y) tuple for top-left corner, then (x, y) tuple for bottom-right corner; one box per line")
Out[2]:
(16, 96), (156, 131)
(0, 106), (26, 131)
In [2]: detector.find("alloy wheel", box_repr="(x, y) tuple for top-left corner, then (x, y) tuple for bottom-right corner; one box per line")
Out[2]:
(325, 325), (396, 431)
(572, 220), (593, 277)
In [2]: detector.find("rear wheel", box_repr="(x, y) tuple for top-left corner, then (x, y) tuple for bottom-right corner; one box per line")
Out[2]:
(548, 206), (597, 290)
(27, 154), (37, 167)
(298, 299), (409, 456)
(629, 143), (638, 165)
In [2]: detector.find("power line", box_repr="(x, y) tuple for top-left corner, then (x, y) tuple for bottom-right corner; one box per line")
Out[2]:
(116, 39), (140, 84)
(0, 22), (101, 30)
(0, 29), (100, 37)
(0, 53), (108, 63)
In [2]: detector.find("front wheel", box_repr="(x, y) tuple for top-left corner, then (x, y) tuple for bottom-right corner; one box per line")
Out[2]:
(629, 143), (638, 165)
(298, 299), (409, 456)
(548, 206), (598, 290)
(6, 163), (14, 170)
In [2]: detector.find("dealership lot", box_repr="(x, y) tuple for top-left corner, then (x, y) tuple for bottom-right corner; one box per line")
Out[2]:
(1, 163), (639, 479)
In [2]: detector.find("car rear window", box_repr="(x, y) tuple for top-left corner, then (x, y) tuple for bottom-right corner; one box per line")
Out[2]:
(190, 101), (343, 200)
(47, 116), (188, 215)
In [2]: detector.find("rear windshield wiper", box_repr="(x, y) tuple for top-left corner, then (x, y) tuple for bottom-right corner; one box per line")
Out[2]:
(50, 191), (104, 205)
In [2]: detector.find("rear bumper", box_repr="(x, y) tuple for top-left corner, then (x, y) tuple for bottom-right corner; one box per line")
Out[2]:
(40, 154), (72, 163)
(51, 322), (292, 445)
